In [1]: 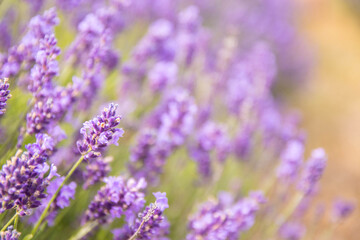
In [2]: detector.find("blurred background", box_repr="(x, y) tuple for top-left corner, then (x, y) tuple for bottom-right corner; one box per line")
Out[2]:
(292, 0), (360, 238)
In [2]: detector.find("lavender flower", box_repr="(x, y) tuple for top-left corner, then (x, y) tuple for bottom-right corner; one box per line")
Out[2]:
(129, 90), (196, 184)
(122, 19), (175, 86)
(278, 222), (305, 240)
(148, 61), (177, 92)
(72, 30), (117, 110)
(298, 148), (327, 195)
(28, 34), (60, 95)
(190, 121), (230, 178)
(26, 85), (77, 134)
(0, 78), (11, 116)
(0, 226), (21, 240)
(177, 5), (202, 66)
(277, 140), (304, 182)
(234, 124), (254, 160)
(332, 199), (355, 222)
(84, 176), (146, 224)
(187, 191), (264, 240)
(83, 156), (113, 189)
(0, 8), (59, 78)
(77, 103), (124, 161)
(129, 129), (170, 183)
(113, 192), (169, 240)
(0, 134), (57, 216)
(156, 89), (197, 147)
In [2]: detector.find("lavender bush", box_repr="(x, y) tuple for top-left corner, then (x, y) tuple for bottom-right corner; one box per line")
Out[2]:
(0, 1), (354, 240)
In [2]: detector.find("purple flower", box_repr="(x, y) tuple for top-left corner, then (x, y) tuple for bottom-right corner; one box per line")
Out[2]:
(113, 192), (169, 240)
(190, 121), (230, 178)
(153, 192), (169, 211)
(128, 129), (170, 184)
(77, 103), (124, 161)
(332, 199), (355, 222)
(129, 90), (196, 184)
(187, 191), (264, 240)
(148, 61), (177, 92)
(0, 78), (11, 116)
(277, 139), (304, 182)
(177, 6), (202, 66)
(278, 222), (305, 240)
(83, 156), (113, 189)
(28, 34), (60, 95)
(234, 124), (254, 160)
(122, 19), (176, 87)
(84, 176), (146, 224)
(0, 226), (21, 240)
(71, 29), (117, 110)
(298, 148), (327, 195)
(0, 134), (57, 216)
(26, 85), (77, 135)
(156, 89), (197, 147)
(0, 8), (59, 78)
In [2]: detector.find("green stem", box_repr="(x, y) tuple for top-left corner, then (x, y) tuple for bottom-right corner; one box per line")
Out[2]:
(1, 213), (18, 232)
(128, 220), (146, 240)
(267, 193), (303, 237)
(69, 221), (98, 240)
(29, 154), (86, 238)
(14, 215), (19, 229)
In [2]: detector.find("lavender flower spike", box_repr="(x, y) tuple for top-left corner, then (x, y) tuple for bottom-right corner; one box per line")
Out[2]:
(0, 134), (56, 216)
(0, 78), (11, 116)
(1, 226), (21, 240)
(113, 192), (170, 240)
(77, 103), (124, 160)
(298, 148), (327, 195)
(84, 176), (146, 224)
(332, 199), (355, 222)
(277, 140), (304, 182)
(187, 191), (264, 240)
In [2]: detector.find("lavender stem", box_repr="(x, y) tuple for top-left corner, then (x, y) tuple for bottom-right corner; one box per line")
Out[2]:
(1, 213), (18, 232)
(29, 152), (88, 238)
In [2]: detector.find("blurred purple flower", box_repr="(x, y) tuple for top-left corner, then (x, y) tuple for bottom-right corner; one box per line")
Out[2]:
(84, 176), (146, 224)
(0, 78), (11, 116)
(332, 199), (355, 222)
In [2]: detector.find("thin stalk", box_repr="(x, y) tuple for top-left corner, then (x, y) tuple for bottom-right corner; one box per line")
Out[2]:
(29, 153), (87, 238)
(1, 213), (18, 232)
(128, 220), (146, 240)
(266, 193), (303, 237)
(14, 215), (19, 229)
(69, 221), (98, 240)
(128, 203), (158, 240)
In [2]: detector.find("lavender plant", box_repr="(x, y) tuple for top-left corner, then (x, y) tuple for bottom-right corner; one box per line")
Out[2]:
(0, 1), (355, 240)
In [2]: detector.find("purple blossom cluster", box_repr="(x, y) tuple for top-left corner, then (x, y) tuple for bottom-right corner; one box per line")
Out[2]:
(0, 226), (20, 240)
(190, 121), (231, 178)
(0, 78), (11, 116)
(332, 199), (355, 222)
(0, 8), (59, 78)
(277, 139), (304, 182)
(278, 222), (305, 240)
(84, 176), (146, 224)
(0, 134), (57, 216)
(129, 89), (197, 184)
(113, 192), (170, 240)
(187, 191), (265, 240)
(77, 103), (123, 160)
(298, 148), (327, 195)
